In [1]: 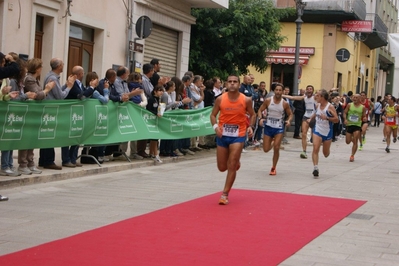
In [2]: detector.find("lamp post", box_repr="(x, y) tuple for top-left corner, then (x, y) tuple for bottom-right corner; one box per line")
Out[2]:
(293, 0), (306, 95)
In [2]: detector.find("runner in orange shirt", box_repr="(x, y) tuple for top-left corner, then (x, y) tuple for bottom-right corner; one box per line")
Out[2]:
(210, 74), (255, 205)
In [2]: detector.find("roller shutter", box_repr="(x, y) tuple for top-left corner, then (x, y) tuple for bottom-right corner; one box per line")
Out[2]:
(143, 24), (178, 77)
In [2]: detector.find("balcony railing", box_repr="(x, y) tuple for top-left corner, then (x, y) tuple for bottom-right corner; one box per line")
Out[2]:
(276, 0), (367, 23)
(361, 13), (388, 49)
(304, 0), (366, 20)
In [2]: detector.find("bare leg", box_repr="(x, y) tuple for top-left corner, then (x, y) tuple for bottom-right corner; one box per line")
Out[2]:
(217, 142), (244, 194)
(262, 135), (274, 153)
(272, 134), (284, 168)
(301, 120), (309, 152)
(385, 125), (392, 152)
(322, 139), (332, 158)
(351, 131), (361, 156)
(312, 134), (322, 168)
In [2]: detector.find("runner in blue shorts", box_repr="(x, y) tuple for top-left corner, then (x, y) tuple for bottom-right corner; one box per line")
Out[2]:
(257, 83), (292, 175)
(308, 89), (338, 178)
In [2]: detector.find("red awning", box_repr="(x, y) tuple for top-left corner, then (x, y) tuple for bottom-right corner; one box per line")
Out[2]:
(266, 54), (310, 65)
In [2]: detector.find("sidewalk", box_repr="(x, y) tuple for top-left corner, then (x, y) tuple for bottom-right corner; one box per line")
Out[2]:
(0, 146), (216, 188)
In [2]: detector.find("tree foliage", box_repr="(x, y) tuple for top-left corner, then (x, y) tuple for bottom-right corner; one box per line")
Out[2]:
(190, 0), (293, 80)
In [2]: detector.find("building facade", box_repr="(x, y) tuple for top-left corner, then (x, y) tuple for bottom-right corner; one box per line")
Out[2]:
(250, 0), (396, 100)
(0, 0), (228, 83)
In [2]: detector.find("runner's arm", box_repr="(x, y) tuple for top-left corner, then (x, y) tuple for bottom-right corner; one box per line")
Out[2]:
(257, 98), (270, 119)
(362, 105), (367, 122)
(246, 97), (255, 138)
(343, 103), (350, 125)
(210, 96), (222, 138)
(327, 104), (339, 123)
(282, 94), (305, 101)
(283, 101), (293, 126)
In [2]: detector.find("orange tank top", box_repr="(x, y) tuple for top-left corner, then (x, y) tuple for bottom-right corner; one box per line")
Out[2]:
(218, 93), (248, 137)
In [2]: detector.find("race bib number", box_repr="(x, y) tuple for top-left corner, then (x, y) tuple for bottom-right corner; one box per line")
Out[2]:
(266, 117), (283, 129)
(305, 108), (314, 116)
(387, 117), (395, 123)
(349, 114), (359, 122)
(222, 124), (239, 137)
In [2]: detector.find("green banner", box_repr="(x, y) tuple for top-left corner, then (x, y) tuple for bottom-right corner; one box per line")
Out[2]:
(0, 100), (214, 150)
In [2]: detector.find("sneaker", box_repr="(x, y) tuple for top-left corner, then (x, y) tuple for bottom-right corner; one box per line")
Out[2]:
(218, 194), (229, 205)
(0, 195), (8, 201)
(152, 155), (163, 163)
(137, 151), (150, 158)
(242, 148), (248, 153)
(269, 167), (276, 175)
(253, 140), (260, 147)
(362, 136), (366, 144)
(18, 167), (32, 175)
(358, 145), (363, 151)
(103, 156), (111, 162)
(182, 149), (195, 155)
(282, 138), (288, 144)
(300, 152), (308, 159)
(174, 149), (184, 156)
(385, 147), (390, 153)
(198, 144), (210, 150)
(313, 168), (319, 178)
(28, 166), (42, 174)
(349, 155), (354, 162)
(393, 138), (397, 143)
(112, 155), (128, 161)
(129, 154), (143, 160)
(383, 138), (386, 142)
(0, 168), (21, 176)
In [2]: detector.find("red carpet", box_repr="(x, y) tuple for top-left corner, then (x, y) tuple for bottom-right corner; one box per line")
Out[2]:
(0, 189), (365, 265)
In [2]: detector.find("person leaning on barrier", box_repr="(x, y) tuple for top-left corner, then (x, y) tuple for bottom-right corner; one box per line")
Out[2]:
(38, 58), (75, 170)
(0, 51), (22, 202)
(79, 72), (109, 164)
(0, 52), (19, 80)
(0, 52), (20, 178)
(83, 71), (109, 104)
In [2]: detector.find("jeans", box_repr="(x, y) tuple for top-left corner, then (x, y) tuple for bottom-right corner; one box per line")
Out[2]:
(1, 150), (13, 169)
(61, 145), (79, 164)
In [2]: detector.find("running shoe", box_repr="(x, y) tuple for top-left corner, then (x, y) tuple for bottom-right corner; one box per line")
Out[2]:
(393, 138), (397, 143)
(362, 136), (366, 144)
(269, 167), (276, 176)
(349, 155), (354, 162)
(385, 147), (390, 153)
(151, 155), (163, 163)
(358, 145), (363, 151)
(383, 138), (386, 142)
(219, 194), (229, 205)
(300, 152), (308, 159)
(312, 169), (319, 178)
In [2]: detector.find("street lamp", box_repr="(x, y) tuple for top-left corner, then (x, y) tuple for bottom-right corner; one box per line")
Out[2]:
(293, 0), (306, 95)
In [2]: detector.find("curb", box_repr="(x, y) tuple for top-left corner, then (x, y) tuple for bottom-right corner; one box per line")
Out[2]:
(0, 150), (216, 189)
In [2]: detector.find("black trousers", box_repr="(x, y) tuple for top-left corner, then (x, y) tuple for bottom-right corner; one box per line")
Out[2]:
(294, 111), (304, 137)
(39, 148), (55, 166)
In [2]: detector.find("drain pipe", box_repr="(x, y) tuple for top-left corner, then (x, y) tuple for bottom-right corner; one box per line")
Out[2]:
(126, 0), (134, 68)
